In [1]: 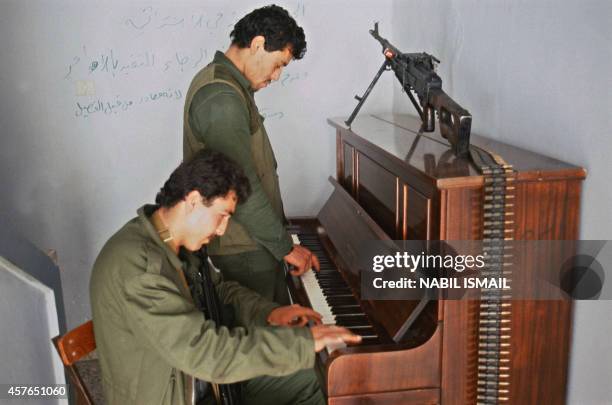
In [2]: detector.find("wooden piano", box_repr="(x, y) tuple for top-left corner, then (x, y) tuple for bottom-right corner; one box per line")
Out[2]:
(287, 114), (586, 405)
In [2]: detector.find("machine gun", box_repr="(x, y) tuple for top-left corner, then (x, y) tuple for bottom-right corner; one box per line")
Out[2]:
(346, 23), (472, 157)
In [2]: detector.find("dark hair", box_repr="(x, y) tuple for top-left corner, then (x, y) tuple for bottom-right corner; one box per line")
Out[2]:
(230, 4), (306, 60)
(155, 149), (251, 208)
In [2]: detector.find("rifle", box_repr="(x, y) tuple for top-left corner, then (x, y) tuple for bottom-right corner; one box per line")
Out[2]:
(193, 248), (241, 405)
(346, 23), (472, 157)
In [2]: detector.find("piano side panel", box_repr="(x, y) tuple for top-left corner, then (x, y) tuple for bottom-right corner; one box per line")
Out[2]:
(513, 179), (581, 240)
(506, 178), (581, 405)
(438, 186), (483, 405)
(439, 179), (582, 405)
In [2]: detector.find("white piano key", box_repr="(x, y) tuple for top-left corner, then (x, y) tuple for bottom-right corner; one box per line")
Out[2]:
(290, 232), (313, 273)
(325, 339), (347, 354)
(291, 234), (301, 244)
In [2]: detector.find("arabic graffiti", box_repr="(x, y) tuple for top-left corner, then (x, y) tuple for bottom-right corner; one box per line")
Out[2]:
(66, 2), (308, 119)
(260, 108), (285, 120)
(64, 46), (207, 79)
(123, 7), (226, 33)
(121, 2), (305, 33)
(74, 88), (183, 118)
(280, 71), (308, 87)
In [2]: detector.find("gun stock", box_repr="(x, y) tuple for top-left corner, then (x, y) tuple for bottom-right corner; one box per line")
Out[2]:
(429, 89), (472, 157)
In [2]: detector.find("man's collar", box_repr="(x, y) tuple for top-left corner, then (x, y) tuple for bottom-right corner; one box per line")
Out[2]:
(213, 51), (253, 93)
(137, 205), (185, 270)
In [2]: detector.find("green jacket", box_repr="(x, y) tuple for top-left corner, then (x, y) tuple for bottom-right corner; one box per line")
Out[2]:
(183, 51), (293, 260)
(90, 206), (315, 405)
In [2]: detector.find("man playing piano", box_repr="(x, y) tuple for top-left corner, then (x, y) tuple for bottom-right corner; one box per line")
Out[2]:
(90, 150), (360, 404)
(183, 5), (319, 305)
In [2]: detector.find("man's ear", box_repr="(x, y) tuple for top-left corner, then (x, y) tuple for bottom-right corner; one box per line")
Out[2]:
(249, 35), (266, 54)
(184, 190), (202, 213)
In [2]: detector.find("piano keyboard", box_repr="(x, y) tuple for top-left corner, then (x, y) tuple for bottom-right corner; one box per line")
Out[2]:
(291, 231), (381, 354)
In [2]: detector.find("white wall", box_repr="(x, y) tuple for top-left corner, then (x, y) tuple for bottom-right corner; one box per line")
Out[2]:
(390, 1), (612, 403)
(0, 0), (393, 327)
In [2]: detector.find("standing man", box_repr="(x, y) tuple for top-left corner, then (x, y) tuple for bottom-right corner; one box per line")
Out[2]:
(90, 150), (360, 405)
(183, 5), (318, 304)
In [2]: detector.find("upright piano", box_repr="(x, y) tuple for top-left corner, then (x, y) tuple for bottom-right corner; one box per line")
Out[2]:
(287, 114), (586, 404)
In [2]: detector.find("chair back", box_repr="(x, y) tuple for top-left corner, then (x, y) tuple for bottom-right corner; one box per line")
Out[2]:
(52, 320), (102, 405)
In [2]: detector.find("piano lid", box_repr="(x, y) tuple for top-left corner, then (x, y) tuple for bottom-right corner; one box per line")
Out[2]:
(328, 114), (586, 185)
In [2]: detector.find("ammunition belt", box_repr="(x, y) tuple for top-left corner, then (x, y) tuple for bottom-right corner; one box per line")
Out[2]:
(470, 146), (515, 404)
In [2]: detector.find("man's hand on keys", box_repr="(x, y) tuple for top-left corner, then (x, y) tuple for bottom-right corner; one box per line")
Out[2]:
(284, 244), (320, 276)
(267, 304), (323, 327)
(310, 325), (362, 352)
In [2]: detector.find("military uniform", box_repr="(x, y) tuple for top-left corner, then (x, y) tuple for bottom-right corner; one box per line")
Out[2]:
(90, 206), (324, 405)
(184, 51), (293, 304)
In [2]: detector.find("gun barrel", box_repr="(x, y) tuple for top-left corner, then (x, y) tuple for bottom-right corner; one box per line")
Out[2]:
(369, 23), (401, 56)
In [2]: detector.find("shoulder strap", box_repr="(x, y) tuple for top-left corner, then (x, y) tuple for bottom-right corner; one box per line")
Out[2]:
(207, 78), (247, 104)
(206, 78), (261, 135)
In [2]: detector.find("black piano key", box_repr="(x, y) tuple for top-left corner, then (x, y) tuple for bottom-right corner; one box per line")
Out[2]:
(318, 281), (347, 287)
(326, 296), (359, 306)
(316, 277), (345, 284)
(317, 271), (338, 276)
(360, 337), (381, 345)
(319, 282), (347, 290)
(322, 289), (353, 296)
(314, 266), (340, 272)
(324, 293), (359, 300)
(331, 306), (364, 315)
(317, 264), (333, 268)
(335, 315), (371, 326)
(316, 271), (337, 276)
(326, 297), (356, 303)
(346, 327), (378, 338)
(321, 287), (352, 294)
(315, 274), (345, 280)
(318, 280), (348, 287)
(315, 273), (345, 280)
(315, 269), (342, 274)
(320, 287), (350, 294)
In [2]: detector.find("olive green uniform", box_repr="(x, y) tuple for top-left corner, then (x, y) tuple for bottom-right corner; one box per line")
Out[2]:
(184, 51), (293, 304)
(90, 206), (323, 405)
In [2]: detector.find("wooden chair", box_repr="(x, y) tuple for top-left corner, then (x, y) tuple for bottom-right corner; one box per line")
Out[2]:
(52, 320), (105, 405)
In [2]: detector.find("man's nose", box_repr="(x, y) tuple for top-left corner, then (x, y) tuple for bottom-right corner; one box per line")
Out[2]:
(216, 217), (230, 236)
(271, 68), (282, 81)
